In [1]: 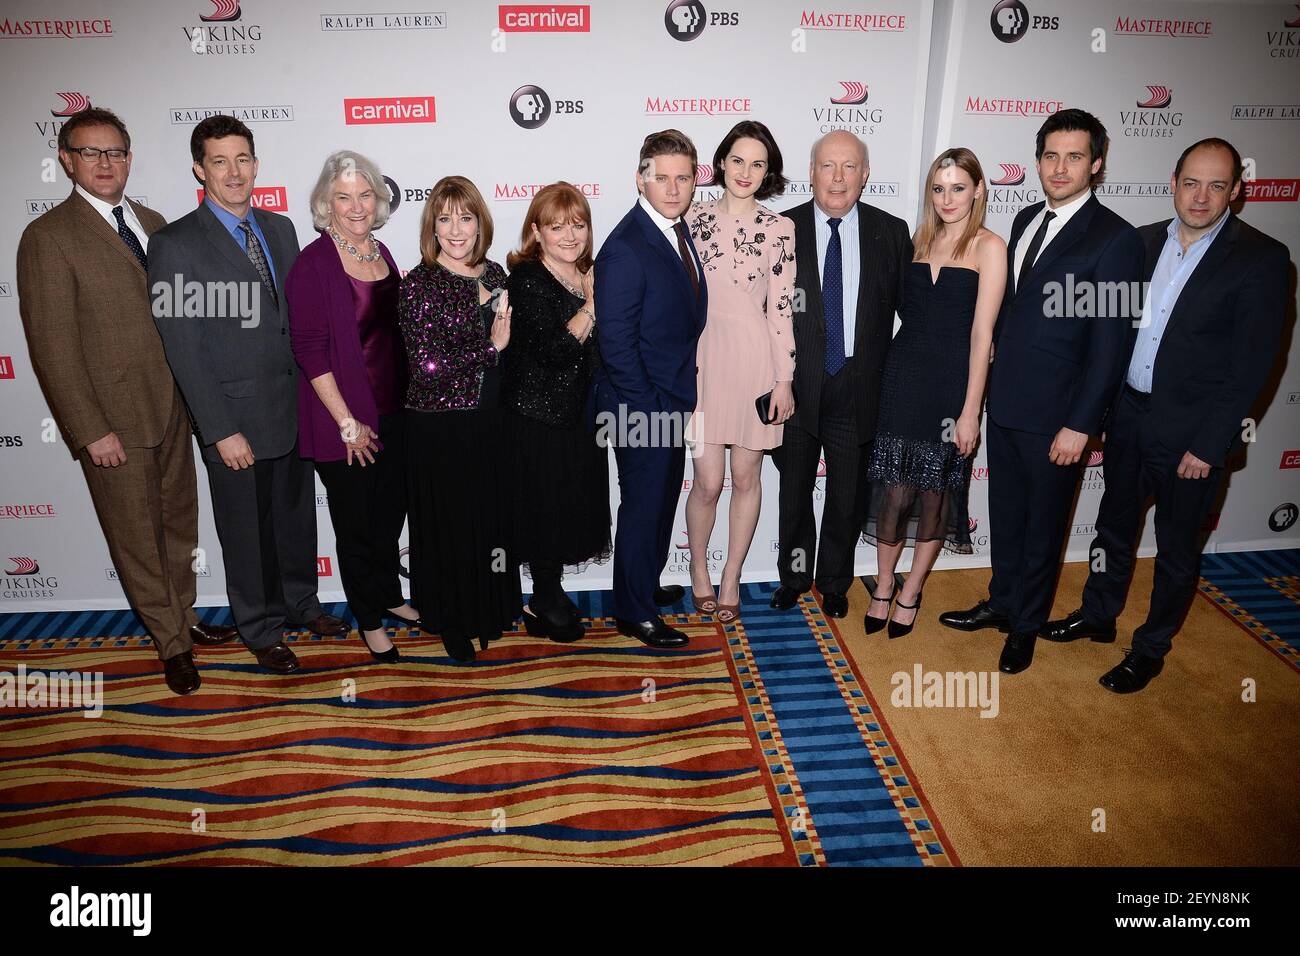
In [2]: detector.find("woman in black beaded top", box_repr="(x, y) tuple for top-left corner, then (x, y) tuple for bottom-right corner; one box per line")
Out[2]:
(501, 183), (611, 642)
(398, 175), (522, 662)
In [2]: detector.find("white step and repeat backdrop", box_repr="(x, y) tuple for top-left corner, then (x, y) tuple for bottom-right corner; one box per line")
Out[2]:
(0, 0), (1295, 611)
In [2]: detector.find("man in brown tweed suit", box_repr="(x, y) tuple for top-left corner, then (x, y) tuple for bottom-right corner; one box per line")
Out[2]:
(16, 107), (237, 696)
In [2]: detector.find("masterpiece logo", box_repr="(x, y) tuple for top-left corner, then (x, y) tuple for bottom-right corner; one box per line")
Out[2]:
(499, 5), (589, 31)
(184, 0), (262, 55)
(33, 92), (91, 149)
(814, 82), (884, 136)
(1119, 85), (1183, 138)
(645, 96), (750, 116)
(0, 504), (56, 519)
(1242, 178), (1300, 202)
(2, 557), (58, 600)
(495, 181), (601, 200)
(344, 97), (436, 125)
(989, 0), (1058, 43)
(320, 11), (446, 31)
(964, 96), (1063, 117)
(797, 10), (907, 31)
(664, 1), (739, 41)
(171, 105), (294, 123)
(195, 186), (287, 211)
(0, 17), (112, 38)
(1267, 6), (1299, 57)
(1113, 15), (1212, 38)
(987, 163), (1040, 213)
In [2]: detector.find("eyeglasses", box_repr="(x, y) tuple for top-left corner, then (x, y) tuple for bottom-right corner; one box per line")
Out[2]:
(67, 146), (129, 163)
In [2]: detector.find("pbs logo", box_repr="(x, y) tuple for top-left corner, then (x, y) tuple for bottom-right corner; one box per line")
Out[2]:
(990, 0), (1058, 43)
(664, 1), (738, 41)
(510, 85), (584, 129)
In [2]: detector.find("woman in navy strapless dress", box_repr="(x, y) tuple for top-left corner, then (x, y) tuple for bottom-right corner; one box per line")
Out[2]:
(862, 148), (1007, 637)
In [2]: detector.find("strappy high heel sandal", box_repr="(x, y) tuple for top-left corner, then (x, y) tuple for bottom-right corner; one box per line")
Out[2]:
(863, 572), (904, 634)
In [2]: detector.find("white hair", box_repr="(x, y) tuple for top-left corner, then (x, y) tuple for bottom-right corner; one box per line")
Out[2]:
(809, 131), (869, 168)
(309, 150), (391, 231)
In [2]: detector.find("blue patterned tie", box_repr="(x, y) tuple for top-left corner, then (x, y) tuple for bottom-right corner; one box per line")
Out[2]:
(823, 217), (845, 376)
(112, 205), (147, 269)
(238, 220), (278, 306)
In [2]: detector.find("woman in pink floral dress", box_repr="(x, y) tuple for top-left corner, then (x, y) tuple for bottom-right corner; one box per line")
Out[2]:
(685, 120), (796, 624)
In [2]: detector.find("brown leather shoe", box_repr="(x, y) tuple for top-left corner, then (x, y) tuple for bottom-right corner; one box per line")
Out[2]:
(250, 642), (301, 674)
(163, 651), (201, 695)
(189, 621), (239, 646)
(298, 612), (349, 637)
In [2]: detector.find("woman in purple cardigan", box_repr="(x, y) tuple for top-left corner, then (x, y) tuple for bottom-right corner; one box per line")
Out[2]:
(286, 150), (420, 662)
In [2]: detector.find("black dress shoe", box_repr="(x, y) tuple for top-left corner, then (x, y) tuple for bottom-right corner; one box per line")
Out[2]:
(1042, 608), (1117, 643)
(653, 585), (686, 606)
(769, 585), (805, 610)
(615, 617), (689, 648)
(998, 631), (1037, 674)
(1099, 650), (1164, 694)
(939, 599), (1011, 633)
(862, 573), (904, 635)
(820, 592), (849, 618)
(189, 622), (239, 646)
(163, 651), (201, 695)
(251, 642), (301, 674)
(300, 612), (349, 637)
(523, 606), (585, 643)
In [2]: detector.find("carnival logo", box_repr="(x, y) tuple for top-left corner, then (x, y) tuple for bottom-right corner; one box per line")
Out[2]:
(344, 96), (436, 125)
(1280, 449), (1300, 469)
(510, 85), (551, 128)
(0, 356), (14, 379)
(990, 0), (1027, 41)
(830, 81), (869, 105)
(317, 556), (333, 576)
(196, 186), (287, 211)
(50, 92), (91, 117)
(1269, 502), (1298, 533)
(6, 557), (38, 575)
(1136, 85), (1172, 109)
(201, 0), (240, 21)
(499, 4), (589, 31)
(1243, 178), (1300, 201)
(990, 163), (1026, 185)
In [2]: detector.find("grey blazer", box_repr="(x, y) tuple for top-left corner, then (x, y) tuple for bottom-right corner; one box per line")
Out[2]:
(148, 202), (302, 463)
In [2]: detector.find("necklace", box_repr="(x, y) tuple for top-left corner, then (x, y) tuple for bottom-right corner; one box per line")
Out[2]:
(329, 227), (382, 262)
(541, 258), (585, 298)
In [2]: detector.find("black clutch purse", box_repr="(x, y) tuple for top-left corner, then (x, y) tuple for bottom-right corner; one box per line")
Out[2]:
(756, 385), (797, 425)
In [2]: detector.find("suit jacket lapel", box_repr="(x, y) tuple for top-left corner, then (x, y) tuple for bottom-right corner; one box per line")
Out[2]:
(790, 202), (823, 327)
(68, 189), (146, 276)
(1142, 220), (1169, 282)
(1018, 194), (1097, 295)
(635, 204), (694, 302)
(854, 202), (882, 346)
(1165, 214), (1238, 334)
(198, 202), (265, 287)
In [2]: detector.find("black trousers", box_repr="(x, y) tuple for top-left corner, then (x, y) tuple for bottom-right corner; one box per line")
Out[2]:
(314, 412), (408, 631)
(986, 419), (1082, 635)
(1081, 387), (1222, 658)
(772, 364), (866, 596)
(204, 442), (321, 650)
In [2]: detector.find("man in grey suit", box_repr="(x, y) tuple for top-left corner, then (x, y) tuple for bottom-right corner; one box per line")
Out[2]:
(149, 115), (346, 674)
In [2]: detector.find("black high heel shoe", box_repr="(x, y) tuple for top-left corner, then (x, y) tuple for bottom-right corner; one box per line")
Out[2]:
(442, 631), (476, 663)
(863, 572), (904, 635)
(523, 605), (585, 643)
(359, 628), (401, 663)
(888, 590), (923, 640)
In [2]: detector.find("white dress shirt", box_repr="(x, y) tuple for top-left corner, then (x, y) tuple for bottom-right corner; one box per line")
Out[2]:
(639, 194), (703, 277)
(76, 183), (149, 252)
(813, 201), (860, 357)
(1012, 187), (1092, 288)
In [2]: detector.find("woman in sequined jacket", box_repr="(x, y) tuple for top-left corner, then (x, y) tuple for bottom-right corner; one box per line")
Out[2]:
(500, 183), (611, 643)
(398, 176), (521, 662)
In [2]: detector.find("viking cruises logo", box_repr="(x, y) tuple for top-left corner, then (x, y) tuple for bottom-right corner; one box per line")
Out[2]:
(987, 161), (1039, 214)
(1267, 5), (1300, 57)
(34, 92), (91, 148)
(815, 81), (882, 135)
(3, 556), (59, 600)
(1081, 449), (1105, 490)
(50, 92), (91, 117)
(184, 0), (262, 55)
(1120, 84), (1182, 138)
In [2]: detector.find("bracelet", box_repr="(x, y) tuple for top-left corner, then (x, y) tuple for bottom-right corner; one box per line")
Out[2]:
(578, 307), (595, 325)
(338, 417), (360, 443)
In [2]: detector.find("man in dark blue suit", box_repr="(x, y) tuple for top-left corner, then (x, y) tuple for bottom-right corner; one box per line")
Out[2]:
(595, 129), (708, 647)
(940, 108), (1143, 675)
(1044, 138), (1290, 693)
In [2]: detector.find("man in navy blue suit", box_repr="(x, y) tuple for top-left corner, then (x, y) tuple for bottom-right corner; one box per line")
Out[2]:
(939, 108), (1143, 675)
(595, 129), (708, 648)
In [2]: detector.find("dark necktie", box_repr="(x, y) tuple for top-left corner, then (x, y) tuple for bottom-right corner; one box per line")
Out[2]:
(823, 217), (845, 376)
(672, 220), (700, 298)
(112, 205), (147, 269)
(1016, 210), (1057, 291)
(238, 220), (278, 306)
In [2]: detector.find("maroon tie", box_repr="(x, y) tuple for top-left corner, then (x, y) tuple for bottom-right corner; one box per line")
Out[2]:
(673, 220), (700, 298)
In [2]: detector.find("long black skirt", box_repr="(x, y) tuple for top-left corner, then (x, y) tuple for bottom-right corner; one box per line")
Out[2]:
(407, 407), (522, 641)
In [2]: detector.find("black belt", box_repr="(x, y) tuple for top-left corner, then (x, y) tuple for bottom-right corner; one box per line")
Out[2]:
(1124, 384), (1152, 404)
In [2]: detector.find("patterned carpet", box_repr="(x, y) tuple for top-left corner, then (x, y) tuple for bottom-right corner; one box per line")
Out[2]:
(1198, 548), (1300, 672)
(0, 584), (952, 867)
